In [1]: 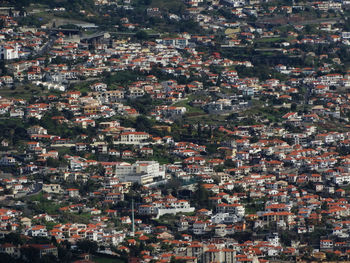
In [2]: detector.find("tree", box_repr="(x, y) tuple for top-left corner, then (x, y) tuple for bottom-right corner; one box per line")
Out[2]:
(79, 179), (101, 195)
(187, 124), (193, 136)
(135, 115), (154, 132)
(0, 253), (16, 263)
(192, 183), (212, 209)
(207, 125), (213, 139)
(0, 60), (6, 75)
(170, 257), (186, 263)
(233, 185), (245, 193)
(58, 243), (73, 263)
(249, 136), (258, 143)
(224, 159), (235, 168)
(46, 157), (60, 168)
(40, 254), (58, 263)
(62, 109), (74, 120)
(21, 246), (39, 263)
(280, 230), (298, 246)
(2, 233), (24, 245)
(76, 240), (98, 254)
(232, 231), (253, 243)
(214, 165), (224, 172)
(197, 122), (202, 138)
(13, 126), (28, 145)
(167, 178), (181, 197)
(128, 94), (155, 115)
(135, 30), (149, 41)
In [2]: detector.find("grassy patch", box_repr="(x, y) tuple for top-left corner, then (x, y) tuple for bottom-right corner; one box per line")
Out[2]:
(184, 113), (228, 125)
(256, 37), (283, 43)
(150, 0), (186, 12)
(173, 99), (205, 114)
(28, 193), (61, 214)
(255, 36), (295, 44)
(242, 105), (284, 123)
(72, 80), (94, 93)
(0, 84), (44, 100)
(154, 214), (178, 230)
(173, 94), (207, 114)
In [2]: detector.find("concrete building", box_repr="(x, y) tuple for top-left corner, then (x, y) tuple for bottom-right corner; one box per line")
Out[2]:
(0, 45), (18, 60)
(115, 131), (150, 145)
(115, 161), (166, 185)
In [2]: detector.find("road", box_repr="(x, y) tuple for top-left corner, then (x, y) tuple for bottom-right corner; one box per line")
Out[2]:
(34, 35), (57, 57)
(26, 182), (43, 196)
(109, 31), (161, 38)
(293, 17), (343, 26)
(257, 16), (342, 26)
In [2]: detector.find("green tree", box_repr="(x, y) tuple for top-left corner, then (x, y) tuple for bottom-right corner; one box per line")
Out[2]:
(1, 233), (24, 245)
(135, 30), (149, 41)
(170, 257), (186, 263)
(0, 253), (16, 263)
(224, 159), (235, 168)
(46, 157), (60, 168)
(21, 246), (39, 263)
(76, 240), (98, 254)
(192, 183), (212, 209)
(197, 122), (202, 138)
(187, 124), (193, 136)
(135, 115), (154, 132)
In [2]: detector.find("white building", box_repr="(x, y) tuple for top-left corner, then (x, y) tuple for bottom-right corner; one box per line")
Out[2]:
(193, 221), (209, 235)
(0, 45), (18, 60)
(223, 0), (246, 7)
(42, 184), (62, 194)
(25, 225), (48, 237)
(0, 156), (16, 166)
(115, 161), (166, 185)
(90, 82), (107, 92)
(158, 38), (189, 49)
(139, 200), (195, 218)
(342, 32), (350, 39)
(115, 131), (150, 145)
(211, 213), (240, 224)
(157, 200), (194, 218)
(216, 203), (245, 217)
(333, 174), (350, 185)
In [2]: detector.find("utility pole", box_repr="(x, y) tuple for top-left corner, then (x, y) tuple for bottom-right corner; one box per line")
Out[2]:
(131, 198), (135, 237)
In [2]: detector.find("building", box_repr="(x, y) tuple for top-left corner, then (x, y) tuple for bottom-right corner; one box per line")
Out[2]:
(67, 188), (80, 198)
(0, 156), (16, 166)
(115, 161), (166, 185)
(203, 248), (237, 263)
(0, 45), (18, 60)
(0, 243), (20, 259)
(139, 200), (195, 218)
(26, 244), (58, 258)
(25, 225), (48, 237)
(42, 184), (62, 194)
(116, 132), (150, 145)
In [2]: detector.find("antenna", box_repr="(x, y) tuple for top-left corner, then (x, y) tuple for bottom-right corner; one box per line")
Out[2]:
(131, 198), (135, 237)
